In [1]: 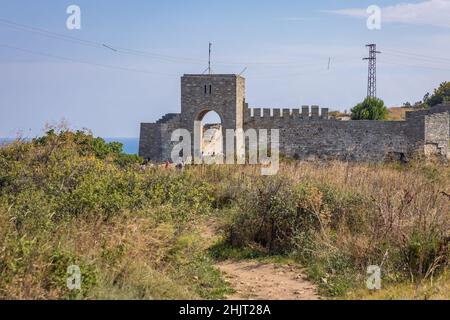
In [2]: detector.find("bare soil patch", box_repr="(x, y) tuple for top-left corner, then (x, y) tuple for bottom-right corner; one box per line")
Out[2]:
(216, 260), (319, 300)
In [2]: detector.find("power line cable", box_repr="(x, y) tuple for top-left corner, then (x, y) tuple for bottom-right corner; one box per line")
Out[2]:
(383, 47), (450, 63)
(6, 18), (448, 78)
(0, 18), (205, 65)
(0, 40), (361, 80)
(0, 43), (178, 76)
(381, 58), (450, 72)
(383, 51), (450, 66)
(249, 59), (353, 79)
(4, 18), (450, 71)
(0, 18), (360, 68)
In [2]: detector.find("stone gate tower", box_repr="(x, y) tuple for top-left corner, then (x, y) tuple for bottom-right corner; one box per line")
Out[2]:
(139, 74), (246, 162)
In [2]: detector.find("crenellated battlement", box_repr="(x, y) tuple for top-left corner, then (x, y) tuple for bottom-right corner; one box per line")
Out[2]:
(245, 105), (329, 122)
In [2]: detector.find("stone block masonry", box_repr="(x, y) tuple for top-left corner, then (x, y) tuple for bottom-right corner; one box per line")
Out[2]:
(139, 74), (450, 163)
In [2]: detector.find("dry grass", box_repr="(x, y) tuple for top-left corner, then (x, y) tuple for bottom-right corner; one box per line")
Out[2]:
(387, 107), (415, 121)
(204, 161), (450, 298)
(347, 270), (450, 300)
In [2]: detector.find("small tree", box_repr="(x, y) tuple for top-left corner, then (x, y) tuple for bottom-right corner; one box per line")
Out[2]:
(424, 81), (450, 107)
(351, 97), (388, 120)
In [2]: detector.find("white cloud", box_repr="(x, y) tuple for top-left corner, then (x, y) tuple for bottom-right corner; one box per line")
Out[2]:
(326, 0), (450, 28)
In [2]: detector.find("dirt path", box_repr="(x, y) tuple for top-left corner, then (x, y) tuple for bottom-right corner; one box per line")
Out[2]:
(216, 261), (320, 300)
(200, 219), (320, 300)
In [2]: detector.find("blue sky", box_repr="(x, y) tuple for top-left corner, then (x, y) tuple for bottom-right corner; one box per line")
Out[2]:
(1, 0), (449, 137)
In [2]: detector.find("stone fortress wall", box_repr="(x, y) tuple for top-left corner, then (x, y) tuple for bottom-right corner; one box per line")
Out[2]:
(139, 74), (450, 163)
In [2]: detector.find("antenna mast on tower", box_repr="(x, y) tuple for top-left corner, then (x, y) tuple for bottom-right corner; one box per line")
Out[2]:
(363, 44), (381, 98)
(208, 42), (212, 74)
(202, 42), (213, 75)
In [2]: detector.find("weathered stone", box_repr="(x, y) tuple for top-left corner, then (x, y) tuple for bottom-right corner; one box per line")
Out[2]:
(311, 106), (319, 120)
(301, 106), (309, 119)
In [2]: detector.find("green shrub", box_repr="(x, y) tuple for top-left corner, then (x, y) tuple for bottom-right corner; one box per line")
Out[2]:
(227, 178), (364, 254)
(0, 130), (222, 299)
(351, 97), (388, 120)
(142, 171), (214, 222)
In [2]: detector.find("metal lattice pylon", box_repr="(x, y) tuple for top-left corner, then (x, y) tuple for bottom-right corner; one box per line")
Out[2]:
(363, 44), (381, 98)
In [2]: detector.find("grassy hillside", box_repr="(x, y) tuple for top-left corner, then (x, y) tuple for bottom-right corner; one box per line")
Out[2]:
(387, 107), (415, 121)
(0, 130), (448, 299)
